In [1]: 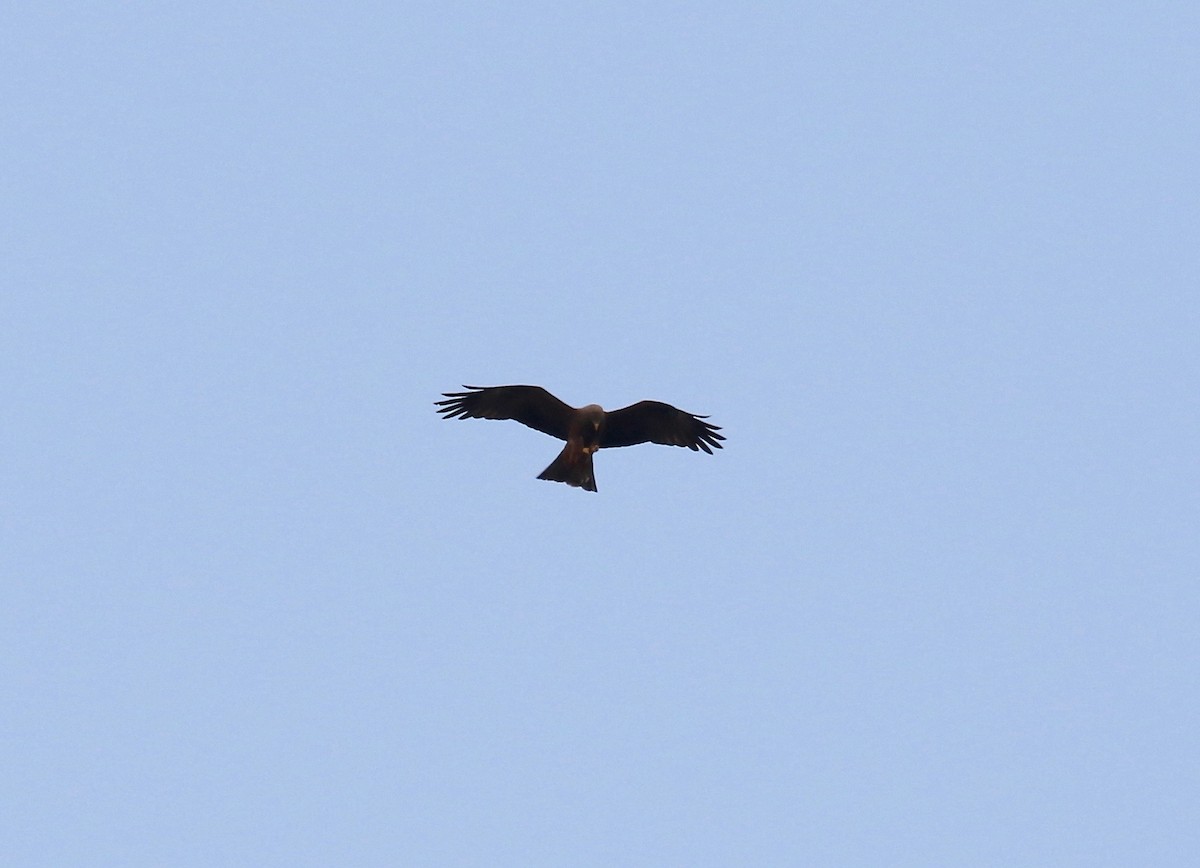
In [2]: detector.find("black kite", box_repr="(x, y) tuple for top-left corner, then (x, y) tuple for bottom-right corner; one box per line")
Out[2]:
(435, 385), (724, 491)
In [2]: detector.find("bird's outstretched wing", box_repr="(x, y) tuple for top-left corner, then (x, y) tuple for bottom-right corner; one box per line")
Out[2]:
(435, 385), (574, 441)
(601, 401), (725, 453)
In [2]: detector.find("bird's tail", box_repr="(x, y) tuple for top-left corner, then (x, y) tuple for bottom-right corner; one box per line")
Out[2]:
(538, 443), (597, 492)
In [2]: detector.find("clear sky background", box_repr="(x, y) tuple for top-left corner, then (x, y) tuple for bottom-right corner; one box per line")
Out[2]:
(4, 3), (1198, 866)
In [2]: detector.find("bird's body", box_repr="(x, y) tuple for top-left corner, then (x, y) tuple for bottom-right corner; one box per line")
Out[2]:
(435, 385), (723, 491)
(536, 403), (605, 490)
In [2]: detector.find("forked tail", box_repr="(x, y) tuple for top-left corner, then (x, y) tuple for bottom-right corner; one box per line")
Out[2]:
(537, 443), (597, 491)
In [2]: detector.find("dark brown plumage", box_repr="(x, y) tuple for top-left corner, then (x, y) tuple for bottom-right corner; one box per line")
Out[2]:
(435, 384), (724, 491)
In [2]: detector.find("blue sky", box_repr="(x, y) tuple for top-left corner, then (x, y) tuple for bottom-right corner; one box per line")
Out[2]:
(4, 3), (1198, 865)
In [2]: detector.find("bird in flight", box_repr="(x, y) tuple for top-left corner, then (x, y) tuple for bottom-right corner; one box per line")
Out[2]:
(435, 384), (724, 491)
